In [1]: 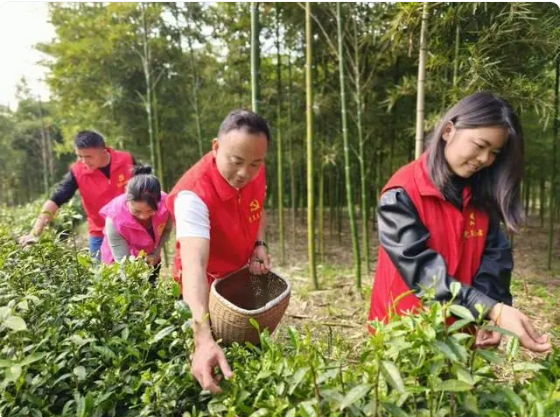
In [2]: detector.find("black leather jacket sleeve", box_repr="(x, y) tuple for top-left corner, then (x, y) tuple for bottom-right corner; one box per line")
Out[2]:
(377, 188), (499, 318)
(471, 219), (513, 306)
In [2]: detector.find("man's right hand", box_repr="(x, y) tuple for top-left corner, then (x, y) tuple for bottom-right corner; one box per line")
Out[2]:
(19, 233), (39, 246)
(191, 336), (233, 394)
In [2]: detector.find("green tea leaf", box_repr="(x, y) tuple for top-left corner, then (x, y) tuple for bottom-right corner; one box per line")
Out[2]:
(91, 345), (116, 360)
(464, 393), (480, 414)
(500, 387), (525, 415)
(435, 379), (472, 392)
(476, 349), (505, 365)
(381, 361), (405, 394)
(434, 340), (459, 362)
(288, 368), (307, 395)
(275, 381), (286, 396)
(249, 409), (269, 417)
(380, 401), (409, 417)
(299, 400), (318, 417)
(19, 352), (47, 367)
(450, 282), (461, 298)
(73, 366), (86, 381)
(0, 358), (13, 368)
(340, 384), (372, 410)
(150, 325), (175, 344)
(320, 389), (344, 405)
(479, 324), (516, 338)
(506, 337), (520, 360)
(4, 315), (27, 331)
(449, 305), (475, 322)
(207, 399), (228, 414)
(249, 318), (260, 331)
(448, 318), (473, 333)
(512, 362), (546, 372)
(5, 364), (22, 382)
(455, 367), (475, 386)
(75, 393), (86, 417)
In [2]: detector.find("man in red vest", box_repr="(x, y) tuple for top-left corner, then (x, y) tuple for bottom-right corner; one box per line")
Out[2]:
(166, 109), (271, 394)
(19, 131), (135, 259)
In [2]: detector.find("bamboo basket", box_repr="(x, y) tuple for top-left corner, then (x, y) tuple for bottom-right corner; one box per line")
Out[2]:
(209, 266), (291, 345)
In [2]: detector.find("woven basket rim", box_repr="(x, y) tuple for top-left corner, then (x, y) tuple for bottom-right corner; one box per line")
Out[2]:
(210, 267), (291, 316)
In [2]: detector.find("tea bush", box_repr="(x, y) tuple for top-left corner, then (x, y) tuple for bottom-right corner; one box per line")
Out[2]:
(0, 229), (198, 416)
(0, 196), (84, 241)
(0, 213), (558, 416)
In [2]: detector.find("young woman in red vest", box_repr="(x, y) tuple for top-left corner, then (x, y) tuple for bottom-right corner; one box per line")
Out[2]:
(369, 91), (551, 353)
(99, 165), (172, 282)
(19, 131), (135, 260)
(166, 110), (271, 394)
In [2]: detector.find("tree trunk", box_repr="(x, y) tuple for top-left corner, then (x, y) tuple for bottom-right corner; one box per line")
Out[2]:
(306, 2), (318, 288)
(153, 88), (165, 190)
(540, 169), (546, 228)
(251, 2), (260, 114)
(337, 3), (361, 289)
(524, 176), (531, 218)
(452, 5), (460, 88)
(415, 2), (428, 159)
(287, 49), (296, 245)
(354, 11), (370, 274)
(141, 3), (157, 171)
(336, 170), (343, 242)
(274, 4), (285, 264)
(38, 99), (50, 194)
(329, 168), (335, 235)
(547, 58), (559, 270)
(187, 36), (204, 158)
(300, 161), (306, 225)
(319, 149), (325, 263)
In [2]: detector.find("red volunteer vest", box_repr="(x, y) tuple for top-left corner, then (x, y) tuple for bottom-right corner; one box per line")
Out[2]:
(368, 152), (489, 323)
(71, 148), (134, 237)
(166, 152), (266, 286)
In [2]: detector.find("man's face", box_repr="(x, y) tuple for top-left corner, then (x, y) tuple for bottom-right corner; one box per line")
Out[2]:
(75, 147), (109, 170)
(212, 128), (268, 189)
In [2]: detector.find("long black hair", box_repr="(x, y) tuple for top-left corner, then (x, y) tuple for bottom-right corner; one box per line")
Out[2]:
(126, 165), (161, 211)
(427, 91), (525, 233)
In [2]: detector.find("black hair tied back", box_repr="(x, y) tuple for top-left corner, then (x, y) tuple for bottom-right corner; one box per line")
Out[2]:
(132, 164), (153, 177)
(126, 164), (161, 211)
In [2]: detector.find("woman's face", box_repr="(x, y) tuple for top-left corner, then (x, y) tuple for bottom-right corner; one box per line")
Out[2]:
(127, 200), (155, 222)
(442, 123), (508, 178)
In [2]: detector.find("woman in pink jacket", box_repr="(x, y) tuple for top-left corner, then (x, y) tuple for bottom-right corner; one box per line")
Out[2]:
(100, 165), (172, 282)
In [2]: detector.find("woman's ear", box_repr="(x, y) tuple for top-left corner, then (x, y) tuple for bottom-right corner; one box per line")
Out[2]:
(442, 122), (455, 142)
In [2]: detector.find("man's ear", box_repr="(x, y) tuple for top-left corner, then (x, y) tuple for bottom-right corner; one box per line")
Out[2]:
(211, 138), (219, 156)
(442, 122), (455, 142)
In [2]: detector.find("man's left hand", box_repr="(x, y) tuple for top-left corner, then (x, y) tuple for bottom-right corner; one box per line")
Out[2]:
(249, 245), (271, 275)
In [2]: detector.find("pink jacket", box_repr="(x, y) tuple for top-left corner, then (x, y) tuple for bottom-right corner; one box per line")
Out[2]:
(99, 192), (170, 264)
